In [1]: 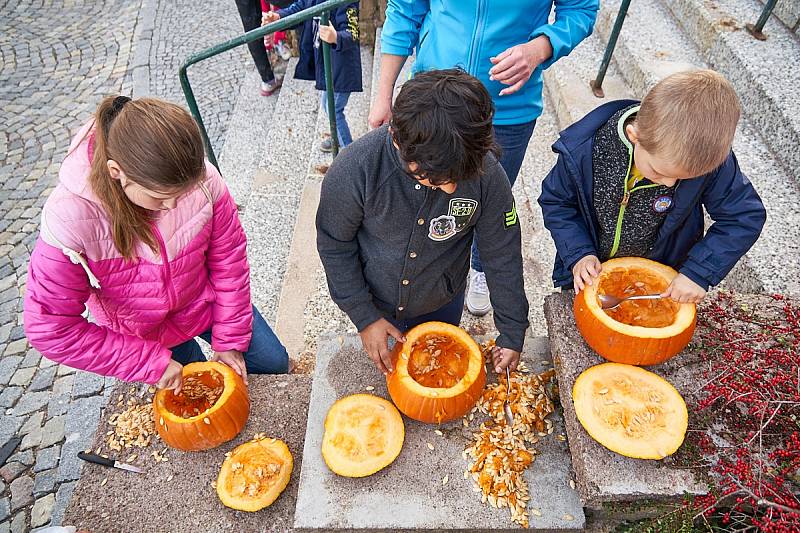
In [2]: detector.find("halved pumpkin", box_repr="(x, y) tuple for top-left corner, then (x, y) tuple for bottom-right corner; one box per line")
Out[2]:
(153, 361), (249, 451)
(322, 394), (404, 477)
(216, 435), (293, 511)
(573, 363), (688, 459)
(387, 321), (486, 424)
(574, 257), (696, 365)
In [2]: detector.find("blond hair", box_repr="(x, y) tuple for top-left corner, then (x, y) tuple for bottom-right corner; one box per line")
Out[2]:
(635, 70), (740, 176)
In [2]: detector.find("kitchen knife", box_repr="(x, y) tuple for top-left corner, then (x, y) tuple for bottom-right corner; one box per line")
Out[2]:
(77, 451), (143, 473)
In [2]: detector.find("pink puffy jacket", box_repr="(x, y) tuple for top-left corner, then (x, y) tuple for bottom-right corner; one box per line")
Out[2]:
(23, 121), (252, 384)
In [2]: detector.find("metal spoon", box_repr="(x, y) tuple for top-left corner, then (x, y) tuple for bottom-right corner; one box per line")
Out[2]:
(598, 293), (662, 310)
(503, 367), (514, 426)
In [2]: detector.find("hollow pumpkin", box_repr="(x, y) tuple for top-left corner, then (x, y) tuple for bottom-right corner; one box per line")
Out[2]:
(216, 435), (292, 511)
(574, 257), (696, 365)
(387, 321), (486, 424)
(153, 361), (249, 451)
(573, 363), (688, 459)
(322, 394), (404, 477)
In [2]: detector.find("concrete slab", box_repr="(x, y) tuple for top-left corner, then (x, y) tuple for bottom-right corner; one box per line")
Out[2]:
(63, 375), (312, 532)
(543, 292), (707, 507)
(293, 333), (585, 531)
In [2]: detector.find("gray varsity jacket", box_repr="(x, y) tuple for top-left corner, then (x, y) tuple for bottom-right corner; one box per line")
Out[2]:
(316, 125), (529, 352)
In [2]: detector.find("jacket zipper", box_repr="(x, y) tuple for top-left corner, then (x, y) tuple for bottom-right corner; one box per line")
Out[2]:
(152, 225), (177, 310)
(467, 0), (485, 74)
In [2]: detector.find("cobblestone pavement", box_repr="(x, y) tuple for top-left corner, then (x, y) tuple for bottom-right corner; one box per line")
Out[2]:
(0, 0), (275, 530)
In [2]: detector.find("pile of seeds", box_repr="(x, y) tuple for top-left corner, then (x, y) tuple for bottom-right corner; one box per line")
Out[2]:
(174, 374), (224, 418)
(464, 368), (556, 527)
(106, 386), (157, 452)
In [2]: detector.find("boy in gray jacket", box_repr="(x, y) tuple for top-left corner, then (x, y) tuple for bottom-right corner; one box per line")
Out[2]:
(316, 69), (529, 376)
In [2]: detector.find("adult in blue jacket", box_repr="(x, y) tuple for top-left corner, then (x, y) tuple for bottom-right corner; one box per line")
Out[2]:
(538, 99), (766, 292)
(369, 0), (599, 316)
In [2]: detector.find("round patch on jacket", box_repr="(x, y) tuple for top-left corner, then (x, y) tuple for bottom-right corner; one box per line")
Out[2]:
(428, 215), (457, 241)
(652, 195), (673, 214)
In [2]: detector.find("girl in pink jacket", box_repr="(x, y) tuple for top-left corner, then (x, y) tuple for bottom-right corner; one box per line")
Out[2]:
(23, 96), (288, 393)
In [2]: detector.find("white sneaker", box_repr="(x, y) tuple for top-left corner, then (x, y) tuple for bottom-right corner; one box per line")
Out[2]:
(466, 270), (491, 316)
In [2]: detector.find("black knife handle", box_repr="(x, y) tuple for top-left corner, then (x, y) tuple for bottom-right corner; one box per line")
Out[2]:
(78, 451), (115, 468)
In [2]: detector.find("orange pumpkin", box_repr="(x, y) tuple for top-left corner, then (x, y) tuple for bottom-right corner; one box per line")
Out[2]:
(153, 361), (249, 451)
(322, 394), (404, 477)
(573, 363), (688, 459)
(387, 321), (485, 424)
(216, 435), (293, 511)
(574, 257), (696, 365)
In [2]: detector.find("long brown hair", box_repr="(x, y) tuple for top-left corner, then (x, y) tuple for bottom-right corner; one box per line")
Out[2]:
(87, 96), (206, 259)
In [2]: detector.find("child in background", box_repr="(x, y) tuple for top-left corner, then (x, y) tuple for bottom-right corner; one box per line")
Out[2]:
(24, 96), (289, 393)
(264, 0), (362, 152)
(261, 2), (292, 61)
(538, 70), (766, 301)
(317, 69), (529, 375)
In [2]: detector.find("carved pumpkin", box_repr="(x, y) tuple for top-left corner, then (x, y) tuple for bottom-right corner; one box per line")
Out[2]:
(387, 321), (486, 424)
(574, 257), (696, 365)
(216, 435), (293, 511)
(152, 361), (249, 451)
(572, 363), (688, 459)
(322, 394), (404, 477)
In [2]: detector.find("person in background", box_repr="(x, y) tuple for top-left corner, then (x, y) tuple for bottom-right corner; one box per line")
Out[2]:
(236, 0), (282, 96)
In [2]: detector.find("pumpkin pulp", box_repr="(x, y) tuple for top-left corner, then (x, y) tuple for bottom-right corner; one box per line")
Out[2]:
(162, 370), (224, 418)
(599, 267), (678, 328)
(222, 444), (286, 498)
(407, 334), (470, 389)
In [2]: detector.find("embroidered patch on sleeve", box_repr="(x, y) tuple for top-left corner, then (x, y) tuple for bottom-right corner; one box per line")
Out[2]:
(504, 202), (518, 228)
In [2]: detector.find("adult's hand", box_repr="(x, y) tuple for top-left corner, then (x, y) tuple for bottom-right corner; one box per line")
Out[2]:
(368, 94), (393, 130)
(489, 35), (553, 96)
(368, 54), (407, 129)
(359, 318), (406, 375)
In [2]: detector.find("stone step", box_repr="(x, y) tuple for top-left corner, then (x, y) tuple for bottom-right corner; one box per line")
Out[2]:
(579, 0), (800, 296)
(293, 333), (585, 531)
(758, 0), (800, 31)
(656, 0), (800, 177)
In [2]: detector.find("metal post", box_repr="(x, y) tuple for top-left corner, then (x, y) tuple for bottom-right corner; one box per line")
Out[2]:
(179, 64), (217, 168)
(590, 0), (632, 98)
(320, 11), (339, 157)
(746, 0), (778, 40)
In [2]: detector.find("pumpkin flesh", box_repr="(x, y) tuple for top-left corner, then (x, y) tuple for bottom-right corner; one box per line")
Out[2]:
(216, 436), (293, 512)
(322, 394), (404, 477)
(574, 257), (696, 365)
(388, 321), (485, 424)
(573, 363), (688, 459)
(153, 361), (249, 451)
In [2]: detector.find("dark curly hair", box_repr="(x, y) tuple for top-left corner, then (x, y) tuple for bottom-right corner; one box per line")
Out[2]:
(391, 68), (500, 185)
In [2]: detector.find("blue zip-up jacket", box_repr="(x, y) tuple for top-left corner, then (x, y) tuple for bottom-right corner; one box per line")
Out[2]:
(278, 0), (363, 93)
(538, 99), (767, 290)
(381, 0), (598, 125)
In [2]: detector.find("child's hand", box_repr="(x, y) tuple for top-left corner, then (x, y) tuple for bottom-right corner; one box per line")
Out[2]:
(318, 21), (338, 45)
(572, 255), (602, 294)
(491, 346), (520, 373)
(262, 11), (280, 26)
(359, 318), (406, 375)
(157, 360), (184, 394)
(212, 349), (248, 385)
(661, 273), (706, 304)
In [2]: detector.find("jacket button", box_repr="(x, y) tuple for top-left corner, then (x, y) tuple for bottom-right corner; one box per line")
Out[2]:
(402, 279), (410, 285)
(409, 252), (417, 258)
(417, 218), (425, 225)
(414, 184), (421, 190)
(398, 306), (404, 311)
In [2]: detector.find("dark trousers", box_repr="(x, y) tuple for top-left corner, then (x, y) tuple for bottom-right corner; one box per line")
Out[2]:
(387, 291), (466, 333)
(234, 0), (275, 83)
(471, 120), (537, 272)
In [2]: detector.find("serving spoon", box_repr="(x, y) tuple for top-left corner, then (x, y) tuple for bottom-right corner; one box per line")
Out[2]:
(598, 293), (662, 310)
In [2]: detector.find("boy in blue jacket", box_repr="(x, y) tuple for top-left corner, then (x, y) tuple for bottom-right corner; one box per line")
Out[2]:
(538, 70), (766, 302)
(264, 0), (362, 151)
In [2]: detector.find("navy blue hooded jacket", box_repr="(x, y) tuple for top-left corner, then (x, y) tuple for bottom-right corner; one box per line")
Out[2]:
(278, 0), (362, 93)
(538, 99), (766, 290)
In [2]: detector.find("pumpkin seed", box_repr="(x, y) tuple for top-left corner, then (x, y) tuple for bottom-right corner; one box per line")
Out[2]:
(598, 388), (609, 395)
(203, 417), (211, 425)
(569, 479), (576, 489)
(564, 514), (574, 521)
(442, 475), (449, 485)
(434, 429), (443, 436)
(426, 442), (434, 451)
(100, 477), (108, 487)
(365, 386), (375, 391)
(531, 508), (542, 517)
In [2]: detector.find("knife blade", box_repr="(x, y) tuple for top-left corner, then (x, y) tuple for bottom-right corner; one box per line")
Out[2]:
(77, 451), (144, 474)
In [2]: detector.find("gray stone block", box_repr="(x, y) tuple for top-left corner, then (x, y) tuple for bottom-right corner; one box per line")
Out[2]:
(39, 416), (65, 450)
(0, 357), (22, 386)
(0, 387), (22, 409)
(9, 475), (32, 512)
(0, 416), (24, 453)
(8, 367), (34, 387)
(57, 396), (106, 483)
(71, 371), (104, 398)
(33, 446), (60, 474)
(9, 391), (49, 417)
(28, 367), (56, 393)
(30, 493), (54, 528)
(32, 468), (57, 498)
(8, 511), (25, 533)
(0, 498), (8, 522)
(49, 481), (76, 528)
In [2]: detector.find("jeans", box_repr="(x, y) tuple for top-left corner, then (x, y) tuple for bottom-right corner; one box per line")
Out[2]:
(320, 91), (353, 147)
(170, 305), (289, 374)
(471, 120), (537, 272)
(234, 0), (276, 84)
(387, 291), (465, 333)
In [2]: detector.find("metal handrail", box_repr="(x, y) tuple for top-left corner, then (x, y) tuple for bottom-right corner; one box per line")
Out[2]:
(179, 0), (352, 167)
(590, 0), (631, 98)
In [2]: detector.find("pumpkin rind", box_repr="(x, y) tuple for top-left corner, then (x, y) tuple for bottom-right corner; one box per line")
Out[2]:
(322, 394), (404, 477)
(574, 257), (696, 365)
(153, 361), (249, 451)
(572, 363), (688, 459)
(216, 437), (293, 512)
(387, 321), (486, 424)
